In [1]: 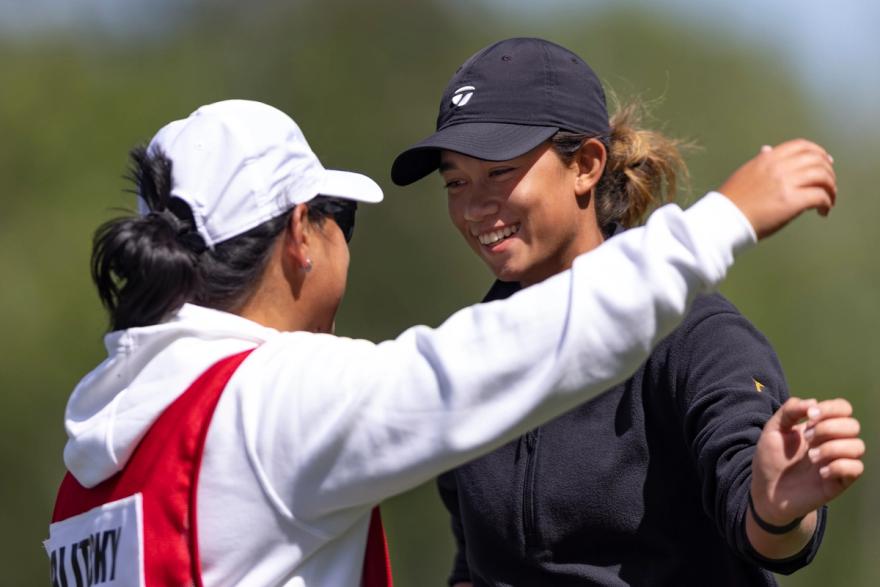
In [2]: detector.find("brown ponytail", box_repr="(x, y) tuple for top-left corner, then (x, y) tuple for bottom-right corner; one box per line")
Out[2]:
(552, 98), (689, 231)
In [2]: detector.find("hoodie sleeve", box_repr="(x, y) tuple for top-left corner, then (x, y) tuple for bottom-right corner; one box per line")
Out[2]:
(239, 192), (757, 520)
(667, 297), (826, 574)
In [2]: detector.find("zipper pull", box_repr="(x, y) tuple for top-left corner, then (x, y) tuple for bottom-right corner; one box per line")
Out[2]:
(525, 429), (538, 451)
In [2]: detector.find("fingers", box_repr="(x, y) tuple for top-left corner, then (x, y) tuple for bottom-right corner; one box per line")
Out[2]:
(766, 138), (833, 163)
(818, 458), (864, 486)
(719, 138), (837, 240)
(808, 438), (866, 466)
(773, 147), (837, 215)
(776, 397), (857, 436)
(794, 158), (837, 211)
(792, 149), (836, 176)
(761, 140), (837, 198)
(802, 397), (864, 487)
(797, 186), (835, 218)
(807, 398), (853, 421)
(793, 154), (836, 190)
(805, 415), (860, 445)
(776, 397), (817, 431)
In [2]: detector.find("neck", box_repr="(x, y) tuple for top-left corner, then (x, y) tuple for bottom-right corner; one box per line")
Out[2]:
(236, 247), (330, 333)
(237, 288), (306, 332)
(519, 225), (606, 288)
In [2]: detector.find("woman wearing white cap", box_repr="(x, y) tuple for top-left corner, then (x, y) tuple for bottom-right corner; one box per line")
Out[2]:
(392, 38), (863, 586)
(48, 97), (836, 587)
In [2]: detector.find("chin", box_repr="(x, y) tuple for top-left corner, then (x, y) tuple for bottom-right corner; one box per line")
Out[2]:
(491, 264), (526, 283)
(483, 246), (532, 284)
(494, 261), (558, 287)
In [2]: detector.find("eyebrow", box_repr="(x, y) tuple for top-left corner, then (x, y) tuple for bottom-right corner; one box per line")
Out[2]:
(438, 161), (458, 173)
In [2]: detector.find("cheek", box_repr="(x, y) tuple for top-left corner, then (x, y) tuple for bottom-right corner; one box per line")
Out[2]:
(447, 197), (470, 241)
(337, 245), (350, 285)
(320, 226), (350, 290)
(516, 193), (576, 256)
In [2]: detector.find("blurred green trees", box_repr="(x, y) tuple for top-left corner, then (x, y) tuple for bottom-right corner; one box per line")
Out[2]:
(2, 1), (876, 584)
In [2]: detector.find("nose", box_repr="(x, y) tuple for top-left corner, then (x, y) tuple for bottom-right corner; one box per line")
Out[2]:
(462, 191), (500, 223)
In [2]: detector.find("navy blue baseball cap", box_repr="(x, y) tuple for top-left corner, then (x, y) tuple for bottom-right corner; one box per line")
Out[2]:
(391, 37), (610, 186)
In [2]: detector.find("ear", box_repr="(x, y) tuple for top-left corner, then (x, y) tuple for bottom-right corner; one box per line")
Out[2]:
(574, 138), (607, 197)
(284, 203), (313, 271)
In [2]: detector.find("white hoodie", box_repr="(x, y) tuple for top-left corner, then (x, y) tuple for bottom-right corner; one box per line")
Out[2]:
(59, 193), (754, 586)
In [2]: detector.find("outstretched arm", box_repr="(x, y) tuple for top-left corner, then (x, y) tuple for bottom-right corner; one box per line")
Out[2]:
(250, 139), (838, 517)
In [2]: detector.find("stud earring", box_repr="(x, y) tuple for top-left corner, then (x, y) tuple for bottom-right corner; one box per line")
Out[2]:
(303, 258), (313, 273)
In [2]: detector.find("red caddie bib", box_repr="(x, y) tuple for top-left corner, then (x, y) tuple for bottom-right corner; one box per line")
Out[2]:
(46, 350), (393, 587)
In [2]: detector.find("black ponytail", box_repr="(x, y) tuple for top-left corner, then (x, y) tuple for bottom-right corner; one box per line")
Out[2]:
(91, 146), (203, 331)
(91, 145), (314, 332)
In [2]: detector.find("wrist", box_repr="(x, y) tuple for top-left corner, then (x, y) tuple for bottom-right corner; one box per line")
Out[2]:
(747, 491), (805, 534)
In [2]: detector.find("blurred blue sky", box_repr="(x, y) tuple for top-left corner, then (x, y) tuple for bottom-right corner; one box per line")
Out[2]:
(1, 0), (877, 131)
(482, 0), (880, 133)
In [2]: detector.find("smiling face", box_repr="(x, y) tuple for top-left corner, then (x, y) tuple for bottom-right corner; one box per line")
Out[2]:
(441, 143), (605, 286)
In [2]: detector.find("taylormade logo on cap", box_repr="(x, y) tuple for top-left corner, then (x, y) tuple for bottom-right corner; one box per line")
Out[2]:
(452, 86), (476, 107)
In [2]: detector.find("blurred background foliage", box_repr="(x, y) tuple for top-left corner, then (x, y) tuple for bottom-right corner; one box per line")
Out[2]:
(1, 0), (877, 584)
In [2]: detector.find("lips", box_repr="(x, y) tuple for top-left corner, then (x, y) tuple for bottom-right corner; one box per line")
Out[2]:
(475, 223), (521, 246)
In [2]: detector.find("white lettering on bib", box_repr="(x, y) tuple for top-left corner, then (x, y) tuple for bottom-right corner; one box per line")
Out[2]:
(44, 493), (145, 587)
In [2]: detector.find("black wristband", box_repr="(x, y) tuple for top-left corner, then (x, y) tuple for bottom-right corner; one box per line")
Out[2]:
(748, 492), (805, 535)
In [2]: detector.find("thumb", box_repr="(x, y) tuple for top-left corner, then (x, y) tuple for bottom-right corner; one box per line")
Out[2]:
(773, 397), (817, 432)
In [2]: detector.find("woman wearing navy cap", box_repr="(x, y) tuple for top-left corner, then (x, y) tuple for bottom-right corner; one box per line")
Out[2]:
(392, 38), (863, 586)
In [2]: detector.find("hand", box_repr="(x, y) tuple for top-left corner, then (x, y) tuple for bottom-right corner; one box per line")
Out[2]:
(718, 139), (837, 240)
(751, 397), (864, 526)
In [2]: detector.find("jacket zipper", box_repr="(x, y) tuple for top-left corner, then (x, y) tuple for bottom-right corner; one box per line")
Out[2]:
(522, 427), (540, 552)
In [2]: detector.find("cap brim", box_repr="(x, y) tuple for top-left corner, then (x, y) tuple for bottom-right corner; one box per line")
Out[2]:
(320, 169), (384, 204)
(391, 122), (559, 186)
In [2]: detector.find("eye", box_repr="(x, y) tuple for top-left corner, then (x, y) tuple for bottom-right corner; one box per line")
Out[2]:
(489, 167), (515, 178)
(444, 178), (466, 189)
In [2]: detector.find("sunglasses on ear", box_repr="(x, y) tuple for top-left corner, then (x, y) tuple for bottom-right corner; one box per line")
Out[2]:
(309, 196), (358, 243)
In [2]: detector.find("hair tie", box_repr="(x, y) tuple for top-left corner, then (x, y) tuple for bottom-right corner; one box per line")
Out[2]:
(177, 230), (208, 255)
(149, 209), (207, 255)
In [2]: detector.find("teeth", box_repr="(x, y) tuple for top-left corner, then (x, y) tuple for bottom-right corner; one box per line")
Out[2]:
(478, 224), (519, 246)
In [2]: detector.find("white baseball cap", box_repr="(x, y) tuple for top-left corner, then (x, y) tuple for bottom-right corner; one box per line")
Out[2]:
(141, 99), (383, 247)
